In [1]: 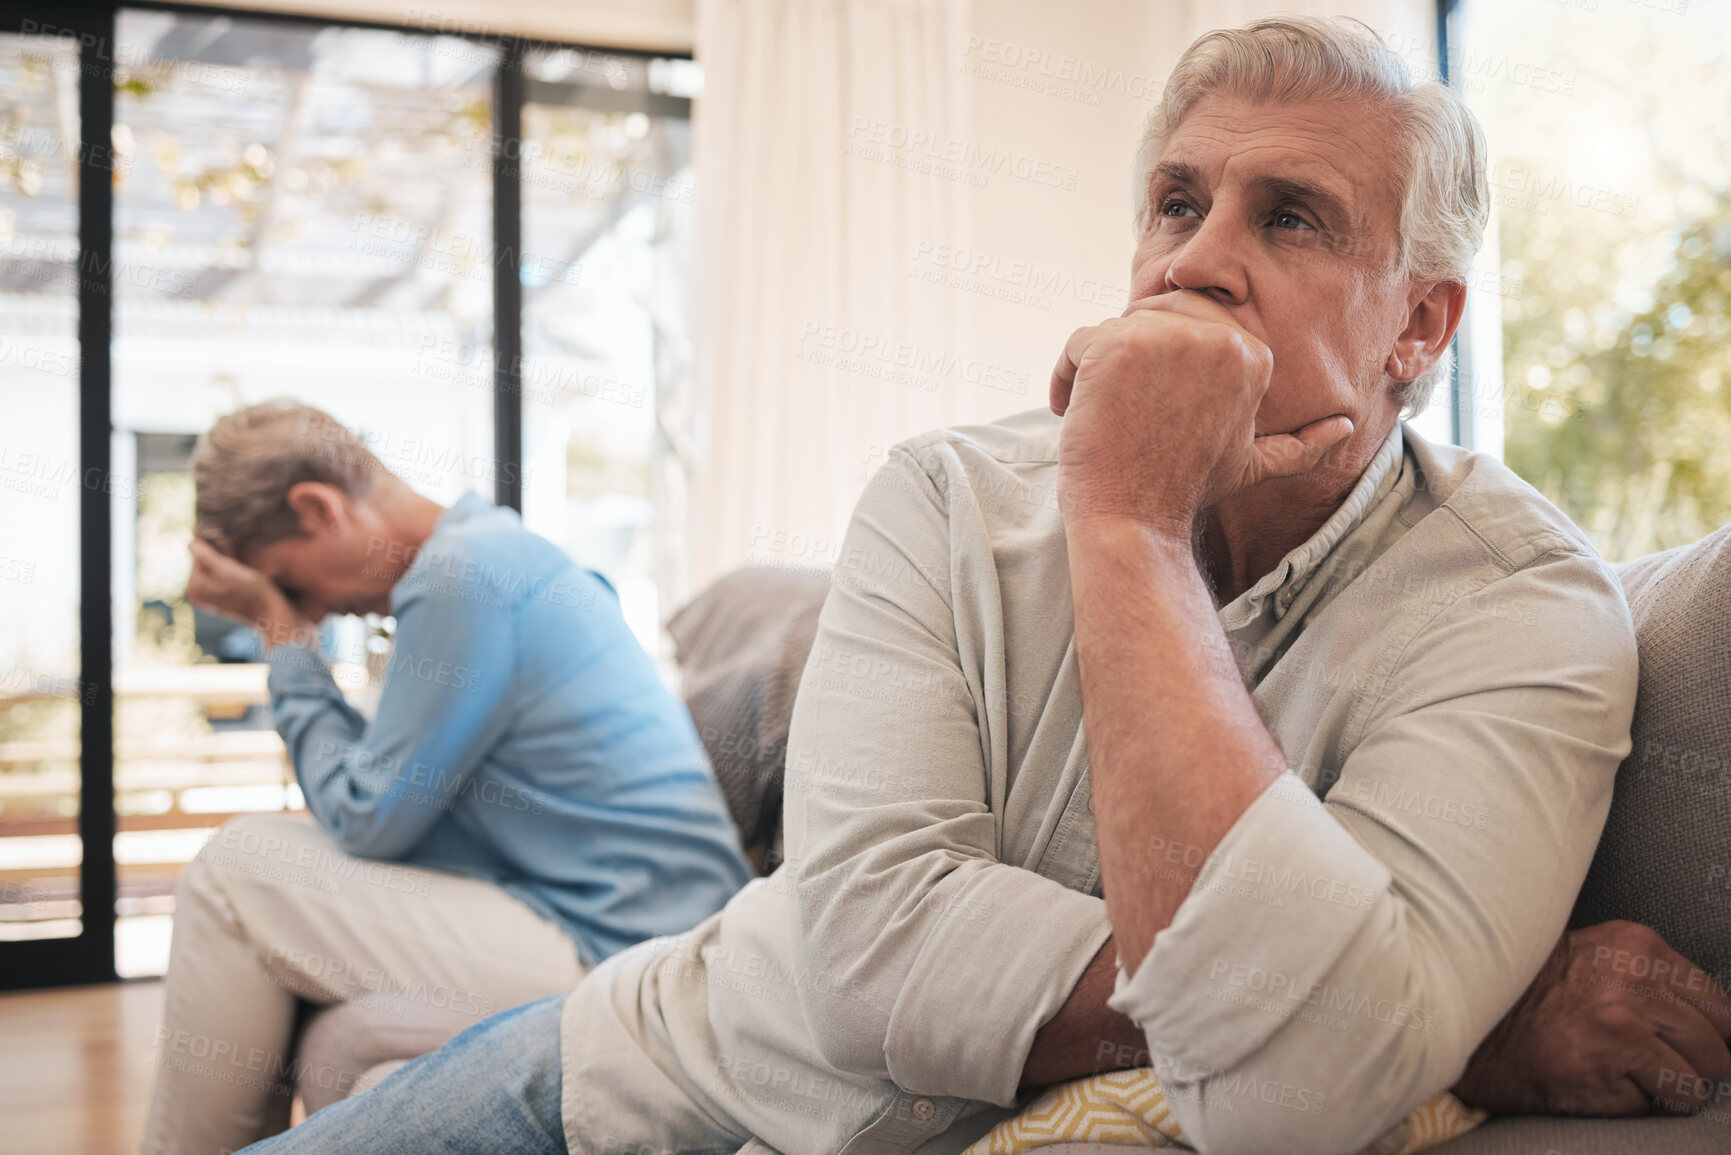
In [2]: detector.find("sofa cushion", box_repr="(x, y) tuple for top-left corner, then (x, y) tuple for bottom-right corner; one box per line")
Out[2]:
(1429, 1112), (1730, 1154)
(1571, 524), (1731, 991)
(667, 566), (830, 871)
(989, 1114), (1731, 1155)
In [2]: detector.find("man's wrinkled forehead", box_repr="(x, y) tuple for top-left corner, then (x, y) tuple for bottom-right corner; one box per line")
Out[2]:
(1154, 97), (1399, 232)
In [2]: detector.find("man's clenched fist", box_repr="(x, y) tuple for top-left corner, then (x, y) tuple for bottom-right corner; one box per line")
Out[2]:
(1050, 290), (1353, 536)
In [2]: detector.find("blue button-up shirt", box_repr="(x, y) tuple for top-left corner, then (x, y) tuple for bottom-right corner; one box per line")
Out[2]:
(265, 493), (754, 966)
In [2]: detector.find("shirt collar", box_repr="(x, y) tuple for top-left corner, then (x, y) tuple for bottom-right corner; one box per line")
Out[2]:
(437, 491), (495, 529)
(1217, 422), (1406, 631)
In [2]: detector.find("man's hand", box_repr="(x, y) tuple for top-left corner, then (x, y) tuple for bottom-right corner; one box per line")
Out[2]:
(1454, 920), (1731, 1116)
(185, 538), (309, 649)
(1050, 291), (1353, 535)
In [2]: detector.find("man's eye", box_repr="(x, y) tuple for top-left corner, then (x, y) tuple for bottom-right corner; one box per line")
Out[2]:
(1160, 198), (1198, 218)
(1271, 209), (1311, 231)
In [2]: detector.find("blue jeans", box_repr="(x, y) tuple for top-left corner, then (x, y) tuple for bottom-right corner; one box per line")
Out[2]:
(240, 995), (568, 1155)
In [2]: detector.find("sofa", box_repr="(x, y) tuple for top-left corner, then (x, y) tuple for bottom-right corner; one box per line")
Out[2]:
(292, 523), (1731, 1152)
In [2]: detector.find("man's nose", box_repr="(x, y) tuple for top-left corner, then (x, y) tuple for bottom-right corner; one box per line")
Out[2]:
(1163, 211), (1250, 306)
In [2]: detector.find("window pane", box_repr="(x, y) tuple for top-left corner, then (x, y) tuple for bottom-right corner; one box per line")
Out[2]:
(110, 10), (497, 976)
(519, 49), (695, 660)
(1459, 0), (1731, 560)
(0, 30), (82, 944)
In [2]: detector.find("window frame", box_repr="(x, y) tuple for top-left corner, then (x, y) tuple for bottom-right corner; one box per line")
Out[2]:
(0, 0), (688, 990)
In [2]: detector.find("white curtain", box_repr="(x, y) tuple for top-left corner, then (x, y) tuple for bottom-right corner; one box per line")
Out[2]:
(685, 0), (1437, 596)
(687, 0), (976, 595)
(1175, 0), (1433, 46)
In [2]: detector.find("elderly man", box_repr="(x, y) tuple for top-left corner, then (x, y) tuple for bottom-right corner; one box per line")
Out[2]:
(241, 16), (1729, 1155)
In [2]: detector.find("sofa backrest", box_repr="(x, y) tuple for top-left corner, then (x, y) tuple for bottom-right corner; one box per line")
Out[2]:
(668, 566), (830, 874)
(1572, 523), (1731, 988)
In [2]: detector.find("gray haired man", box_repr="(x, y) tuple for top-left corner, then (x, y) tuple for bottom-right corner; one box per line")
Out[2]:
(240, 16), (1730, 1155)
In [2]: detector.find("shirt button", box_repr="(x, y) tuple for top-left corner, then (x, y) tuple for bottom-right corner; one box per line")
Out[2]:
(911, 1096), (937, 1121)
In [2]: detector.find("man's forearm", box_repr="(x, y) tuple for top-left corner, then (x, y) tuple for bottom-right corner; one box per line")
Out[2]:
(1067, 517), (1287, 969)
(1019, 936), (1147, 1091)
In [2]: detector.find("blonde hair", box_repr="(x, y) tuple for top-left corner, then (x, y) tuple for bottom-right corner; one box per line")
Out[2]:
(191, 399), (388, 557)
(1135, 15), (1488, 415)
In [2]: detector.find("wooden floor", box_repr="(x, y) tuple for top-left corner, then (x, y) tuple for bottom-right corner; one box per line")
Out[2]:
(0, 980), (165, 1155)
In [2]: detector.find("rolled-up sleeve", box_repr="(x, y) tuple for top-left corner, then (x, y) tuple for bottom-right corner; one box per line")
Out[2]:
(786, 444), (1113, 1107)
(1106, 547), (1639, 1155)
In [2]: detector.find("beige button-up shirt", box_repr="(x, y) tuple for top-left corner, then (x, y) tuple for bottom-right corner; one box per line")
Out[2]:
(559, 409), (1637, 1155)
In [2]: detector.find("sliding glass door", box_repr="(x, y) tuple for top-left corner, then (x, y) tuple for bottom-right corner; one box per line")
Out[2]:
(0, 1), (694, 990)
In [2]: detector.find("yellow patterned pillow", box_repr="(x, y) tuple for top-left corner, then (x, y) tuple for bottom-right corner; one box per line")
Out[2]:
(965, 1069), (1486, 1155)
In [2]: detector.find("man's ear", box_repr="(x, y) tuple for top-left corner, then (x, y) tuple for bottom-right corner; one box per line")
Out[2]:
(1386, 279), (1466, 383)
(284, 482), (350, 536)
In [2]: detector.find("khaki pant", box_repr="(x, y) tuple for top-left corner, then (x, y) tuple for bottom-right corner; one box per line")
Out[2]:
(140, 812), (585, 1155)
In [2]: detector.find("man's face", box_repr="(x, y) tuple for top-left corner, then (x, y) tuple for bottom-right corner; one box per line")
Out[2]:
(1129, 93), (1416, 455)
(243, 490), (396, 621)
